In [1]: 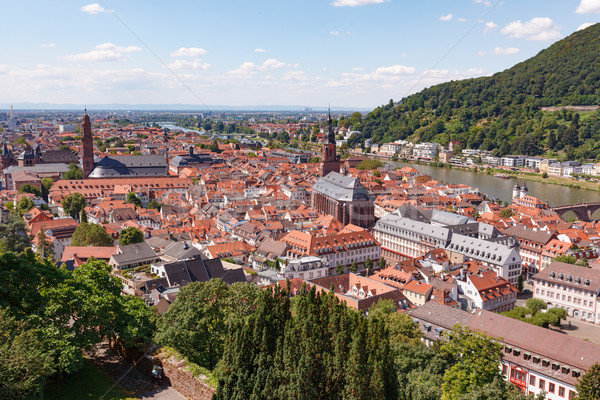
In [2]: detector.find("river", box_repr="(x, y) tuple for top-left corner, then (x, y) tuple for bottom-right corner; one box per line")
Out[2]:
(388, 162), (600, 206)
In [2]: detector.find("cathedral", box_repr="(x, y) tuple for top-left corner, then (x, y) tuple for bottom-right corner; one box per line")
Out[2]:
(81, 110), (168, 179)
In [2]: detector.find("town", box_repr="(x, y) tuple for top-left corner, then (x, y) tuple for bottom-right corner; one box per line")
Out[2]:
(1, 107), (600, 400)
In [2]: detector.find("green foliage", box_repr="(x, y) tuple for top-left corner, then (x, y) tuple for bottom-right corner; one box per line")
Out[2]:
(517, 274), (524, 292)
(355, 159), (383, 170)
(335, 262), (344, 275)
(309, 156), (321, 163)
(574, 362), (600, 400)
(14, 137), (28, 146)
(18, 184), (42, 198)
(41, 177), (54, 201)
(71, 223), (113, 247)
(118, 227), (144, 246)
(147, 200), (162, 211)
(213, 286), (397, 400)
(0, 308), (54, 399)
(440, 325), (504, 400)
(15, 197), (34, 217)
(368, 299), (422, 344)
(0, 255), (155, 396)
(378, 257), (387, 269)
(155, 280), (262, 371)
(63, 163), (83, 180)
(501, 300), (567, 328)
(499, 208), (513, 219)
(354, 24), (600, 159)
(126, 192), (141, 207)
(0, 214), (31, 254)
(61, 193), (86, 221)
(555, 254), (578, 264)
(526, 298), (547, 315)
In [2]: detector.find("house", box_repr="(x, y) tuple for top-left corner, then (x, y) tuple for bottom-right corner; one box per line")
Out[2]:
(60, 246), (117, 270)
(203, 240), (254, 264)
(402, 280), (433, 306)
(281, 256), (328, 280)
(409, 302), (600, 400)
(308, 273), (414, 312)
(150, 257), (246, 287)
(108, 241), (160, 270)
(456, 269), (518, 312)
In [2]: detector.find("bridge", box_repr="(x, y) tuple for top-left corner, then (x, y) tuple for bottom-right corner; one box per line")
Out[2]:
(551, 202), (600, 222)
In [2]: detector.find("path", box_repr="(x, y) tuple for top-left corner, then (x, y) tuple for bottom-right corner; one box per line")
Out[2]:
(86, 342), (186, 400)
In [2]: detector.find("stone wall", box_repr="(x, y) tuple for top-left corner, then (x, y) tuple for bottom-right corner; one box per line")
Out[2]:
(159, 354), (216, 400)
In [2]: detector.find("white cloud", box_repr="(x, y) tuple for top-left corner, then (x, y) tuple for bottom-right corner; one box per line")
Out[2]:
(331, 0), (386, 7)
(474, 0), (492, 5)
(171, 47), (207, 57)
(501, 17), (561, 41)
(253, 48), (266, 53)
(477, 51), (487, 56)
(41, 43), (56, 48)
(374, 65), (416, 75)
(81, 3), (106, 14)
(492, 47), (520, 55)
(262, 58), (286, 69)
(330, 31), (340, 36)
(63, 43), (141, 62)
(576, 0), (600, 13)
(577, 22), (594, 31)
(458, 18), (467, 22)
(167, 60), (210, 71)
(440, 13), (453, 21)
(484, 21), (498, 32)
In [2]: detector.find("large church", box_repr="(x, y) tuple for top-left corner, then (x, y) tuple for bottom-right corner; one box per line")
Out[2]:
(311, 110), (375, 228)
(81, 111), (168, 179)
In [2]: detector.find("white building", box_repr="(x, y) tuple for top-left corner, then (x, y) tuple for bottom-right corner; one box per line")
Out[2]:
(413, 142), (441, 159)
(533, 261), (600, 324)
(280, 256), (328, 280)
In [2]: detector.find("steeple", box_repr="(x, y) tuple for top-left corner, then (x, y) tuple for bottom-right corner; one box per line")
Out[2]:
(81, 109), (94, 178)
(320, 107), (340, 177)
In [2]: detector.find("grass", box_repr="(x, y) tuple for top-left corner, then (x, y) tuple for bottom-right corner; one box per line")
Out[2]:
(45, 358), (136, 400)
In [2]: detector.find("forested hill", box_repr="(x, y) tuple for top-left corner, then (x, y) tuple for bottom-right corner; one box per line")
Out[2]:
(354, 23), (600, 159)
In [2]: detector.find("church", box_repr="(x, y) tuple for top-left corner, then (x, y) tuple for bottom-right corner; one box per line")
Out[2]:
(311, 110), (375, 228)
(81, 111), (168, 179)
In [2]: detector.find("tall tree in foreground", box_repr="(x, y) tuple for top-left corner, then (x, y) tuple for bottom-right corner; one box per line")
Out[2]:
(440, 325), (504, 400)
(574, 362), (600, 400)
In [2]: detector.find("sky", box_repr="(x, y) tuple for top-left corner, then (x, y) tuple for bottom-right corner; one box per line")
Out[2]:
(1, 0), (600, 110)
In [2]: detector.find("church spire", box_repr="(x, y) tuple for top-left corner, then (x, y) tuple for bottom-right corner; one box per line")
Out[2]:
(81, 109), (94, 178)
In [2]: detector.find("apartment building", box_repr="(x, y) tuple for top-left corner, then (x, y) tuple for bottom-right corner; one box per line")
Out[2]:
(532, 261), (600, 324)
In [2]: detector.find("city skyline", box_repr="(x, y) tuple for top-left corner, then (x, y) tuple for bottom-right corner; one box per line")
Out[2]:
(1, 0), (599, 109)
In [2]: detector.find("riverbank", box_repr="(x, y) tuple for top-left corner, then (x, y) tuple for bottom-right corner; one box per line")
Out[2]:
(366, 153), (600, 193)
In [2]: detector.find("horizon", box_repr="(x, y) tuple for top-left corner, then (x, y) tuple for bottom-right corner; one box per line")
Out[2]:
(1, 1), (599, 109)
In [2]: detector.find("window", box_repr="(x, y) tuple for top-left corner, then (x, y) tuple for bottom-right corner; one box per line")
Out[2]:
(549, 383), (555, 393)
(502, 364), (508, 376)
(529, 375), (536, 386)
(539, 379), (545, 390)
(559, 387), (565, 397)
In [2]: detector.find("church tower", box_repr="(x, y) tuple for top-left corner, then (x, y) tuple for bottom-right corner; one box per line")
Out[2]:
(320, 109), (340, 177)
(81, 109), (94, 178)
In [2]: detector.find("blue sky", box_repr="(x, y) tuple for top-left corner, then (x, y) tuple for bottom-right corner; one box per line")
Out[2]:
(1, 0), (599, 109)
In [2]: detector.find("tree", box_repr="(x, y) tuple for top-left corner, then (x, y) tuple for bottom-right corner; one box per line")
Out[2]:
(118, 227), (144, 246)
(17, 184), (42, 198)
(440, 325), (504, 400)
(0, 214), (31, 254)
(41, 177), (54, 201)
(155, 280), (261, 370)
(555, 254), (578, 264)
(378, 257), (387, 269)
(147, 200), (162, 211)
(62, 163), (83, 180)
(126, 192), (142, 207)
(35, 227), (54, 260)
(369, 299), (422, 344)
(209, 139), (221, 153)
(62, 193), (86, 221)
(350, 260), (358, 273)
(499, 208), (513, 219)
(335, 262), (344, 275)
(14, 137), (28, 146)
(0, 308), (54, 399)
(517, 274), (524, 292)
(15, 197), (34, 217)
(526, 298), (547, 315)
(71, 223), (113, 247)
(574, 362), (600, 400)
(365, 257), (373, 276)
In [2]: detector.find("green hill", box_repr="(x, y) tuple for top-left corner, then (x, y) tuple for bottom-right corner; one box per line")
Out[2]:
(353, 23), (600, 160)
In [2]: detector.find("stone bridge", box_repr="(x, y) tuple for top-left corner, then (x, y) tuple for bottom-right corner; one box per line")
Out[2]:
(552, 202), (600, 222)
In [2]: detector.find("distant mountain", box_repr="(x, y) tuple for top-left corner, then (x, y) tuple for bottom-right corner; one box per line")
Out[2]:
(0, 102), (371, 113)
(354, 23), (600, 160)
